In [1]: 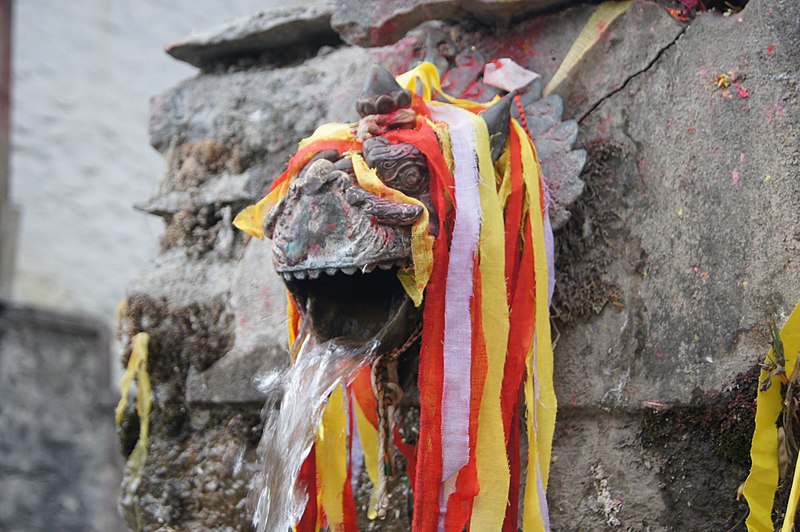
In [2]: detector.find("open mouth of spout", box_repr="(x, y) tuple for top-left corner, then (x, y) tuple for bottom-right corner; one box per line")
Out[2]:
(284, 265), (419, 353)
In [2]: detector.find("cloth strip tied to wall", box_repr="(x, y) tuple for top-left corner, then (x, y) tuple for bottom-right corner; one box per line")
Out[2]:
(743, 301), (800, 531)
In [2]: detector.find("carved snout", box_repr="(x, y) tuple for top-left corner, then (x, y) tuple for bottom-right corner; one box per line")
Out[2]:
(263, 156), (423, 242)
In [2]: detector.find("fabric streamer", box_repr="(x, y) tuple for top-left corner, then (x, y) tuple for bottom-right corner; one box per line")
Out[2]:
(350, 153), (434, 307)
(742, 300), (800, 531)
(428, 103), (481, 523)
(484, 58), (542, 93)
(542, 0), (634, 97)
(351, 366), (382, 518)
(116, 332), (152, 486)
(469, 108), (514, 530)
(316, 385), (352, 531)
(234, 59), (558, 531)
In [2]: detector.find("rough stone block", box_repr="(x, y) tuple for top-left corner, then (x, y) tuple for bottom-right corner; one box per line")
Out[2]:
(331, 0), (577, 47)
(553, 0), (800, 411)
(137, 167), (268, 217)
(128, 249), (234, 308)
(187, 238), (290, 405)
(548, 412), (668, 530)
(166, 4), (339, 69)
(149, 46), (371, 158)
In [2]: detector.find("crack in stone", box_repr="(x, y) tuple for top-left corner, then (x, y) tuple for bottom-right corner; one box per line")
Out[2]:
(578, 25), (689, 124)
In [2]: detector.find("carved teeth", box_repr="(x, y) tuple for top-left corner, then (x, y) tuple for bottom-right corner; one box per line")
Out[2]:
(284, 264), (399, 278)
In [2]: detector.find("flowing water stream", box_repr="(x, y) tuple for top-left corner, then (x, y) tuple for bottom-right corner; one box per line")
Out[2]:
(249, 327), (378, 532)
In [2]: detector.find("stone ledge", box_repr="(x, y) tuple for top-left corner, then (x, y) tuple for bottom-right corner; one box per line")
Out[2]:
(166, 3), (339, 69)
(331, 0), (576, 47)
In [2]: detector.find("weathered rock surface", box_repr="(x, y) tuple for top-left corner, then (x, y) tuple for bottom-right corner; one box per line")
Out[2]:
(149, 45), (371, 156)
(556, 3), (800, 411)
(120, 0), (800, 529)
(557, 0), (686, 120)
(549, 1), (800, 528)
(166, 3), (340, 69)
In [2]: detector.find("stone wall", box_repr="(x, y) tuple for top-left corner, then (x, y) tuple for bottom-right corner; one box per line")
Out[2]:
(120, 0), (800, 529)
(0, 304), (124, 531)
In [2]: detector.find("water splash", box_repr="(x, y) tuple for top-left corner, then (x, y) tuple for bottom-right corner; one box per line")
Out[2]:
(250, 333), (378, 532)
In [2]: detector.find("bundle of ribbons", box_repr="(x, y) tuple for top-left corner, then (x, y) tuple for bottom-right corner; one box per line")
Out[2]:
(235, 62), (557, 531)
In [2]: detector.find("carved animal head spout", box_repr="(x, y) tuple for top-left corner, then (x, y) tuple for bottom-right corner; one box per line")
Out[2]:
(263, 154), (422, 349)
(261, 65), (515, 353)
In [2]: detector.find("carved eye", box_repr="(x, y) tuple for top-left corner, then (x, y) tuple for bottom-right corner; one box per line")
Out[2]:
(396, 163), (424, 193)
(362, 139), (428, 197)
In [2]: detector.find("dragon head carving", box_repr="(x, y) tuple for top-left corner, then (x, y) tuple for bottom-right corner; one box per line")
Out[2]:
(238, 57), (588, 526)
(248, 60), (584, 355)
(261, 66), (447, 350)
(263, 150), (422, 346)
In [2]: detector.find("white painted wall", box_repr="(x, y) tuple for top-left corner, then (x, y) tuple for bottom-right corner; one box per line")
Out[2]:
(10, 0), (319, 325)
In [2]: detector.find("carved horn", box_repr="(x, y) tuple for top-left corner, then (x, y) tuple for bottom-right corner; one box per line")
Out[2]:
(363, 64), (403, 97)
(357, 65), (412, 117)
(479, 91), (515, 161)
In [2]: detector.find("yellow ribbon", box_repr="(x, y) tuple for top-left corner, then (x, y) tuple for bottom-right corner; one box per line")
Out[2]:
(512, 120), (557, 531)
(353, 397), (382, 519)
(115, 332), (153, 481)
(469, 111), (512, 530)
(543, 0), (635, 97)
(743, 301), (800, 530)
(233, 179), (289, 239)
(316, 385), (349, 529)
(299, 122), (355, 148)
(396, 62), (498, 111)
(784, 448), (800, 532)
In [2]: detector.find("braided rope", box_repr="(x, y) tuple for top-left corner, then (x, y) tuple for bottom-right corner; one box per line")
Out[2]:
(371, 322), (423, 517)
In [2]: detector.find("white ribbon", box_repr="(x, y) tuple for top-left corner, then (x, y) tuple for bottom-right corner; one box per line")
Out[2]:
(429, 103), (483, 527)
